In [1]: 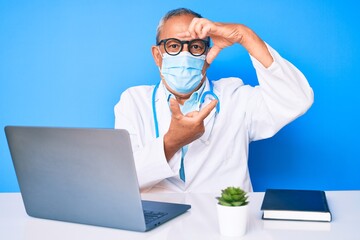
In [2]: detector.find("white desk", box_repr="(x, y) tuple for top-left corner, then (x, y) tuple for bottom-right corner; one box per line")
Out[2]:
(1, 191), (359, 240)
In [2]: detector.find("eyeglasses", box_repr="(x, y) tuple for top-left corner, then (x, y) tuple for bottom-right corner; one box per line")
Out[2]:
(157, 38), (210, 56)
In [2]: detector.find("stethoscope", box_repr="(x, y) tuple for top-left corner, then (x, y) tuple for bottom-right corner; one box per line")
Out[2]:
(152, 80), (220, 138)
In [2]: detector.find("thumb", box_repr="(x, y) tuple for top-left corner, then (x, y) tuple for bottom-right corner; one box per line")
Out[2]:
(206, 45), (222, 64)
(169, 98), (183, 119)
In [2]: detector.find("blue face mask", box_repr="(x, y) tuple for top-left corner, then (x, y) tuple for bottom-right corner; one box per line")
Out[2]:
(160, 51), (205, 94)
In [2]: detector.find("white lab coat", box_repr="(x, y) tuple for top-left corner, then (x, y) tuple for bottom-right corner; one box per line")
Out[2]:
(114, 44), (313, 194)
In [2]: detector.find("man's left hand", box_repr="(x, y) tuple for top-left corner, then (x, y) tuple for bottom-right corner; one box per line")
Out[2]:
(177, 18), (273, 68)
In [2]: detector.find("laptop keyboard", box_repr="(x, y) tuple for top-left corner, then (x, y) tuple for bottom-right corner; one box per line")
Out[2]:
(144, 210), (168, 224)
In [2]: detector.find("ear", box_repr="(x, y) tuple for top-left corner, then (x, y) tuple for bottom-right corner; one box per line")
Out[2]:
(151, 46), (162, 68)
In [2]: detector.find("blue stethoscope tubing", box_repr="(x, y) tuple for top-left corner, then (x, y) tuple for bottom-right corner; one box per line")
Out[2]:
(152, 80), (220, 138)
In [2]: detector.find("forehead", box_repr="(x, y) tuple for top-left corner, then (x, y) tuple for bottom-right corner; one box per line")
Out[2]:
(159, 14), (195, 40)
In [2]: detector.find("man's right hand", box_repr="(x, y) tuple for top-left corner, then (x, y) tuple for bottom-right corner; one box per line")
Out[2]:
(164, 98), (218, 160)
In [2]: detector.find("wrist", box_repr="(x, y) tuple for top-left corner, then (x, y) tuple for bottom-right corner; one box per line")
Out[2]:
(236, 24), (254, 46)
(237, 26), (274, 68)
(163, 133), (180, 161)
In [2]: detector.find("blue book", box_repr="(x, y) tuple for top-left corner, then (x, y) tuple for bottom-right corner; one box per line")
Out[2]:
(261, 189), (332, 222)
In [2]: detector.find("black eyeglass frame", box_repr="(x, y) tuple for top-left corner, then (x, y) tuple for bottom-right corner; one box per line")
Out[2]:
(157, 38), (210, 56)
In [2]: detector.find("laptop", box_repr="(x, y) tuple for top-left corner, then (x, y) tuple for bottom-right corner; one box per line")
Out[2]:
(4, 126), (191, 232)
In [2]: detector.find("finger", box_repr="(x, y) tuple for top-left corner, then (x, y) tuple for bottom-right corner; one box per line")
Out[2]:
(192, 18), (211, 39)
(206, 45), (222, 64)
(195, 19), (213, 39)
(188, 17), (201, 39)
(197, 100), (218, 121)
(200, 24), (212, 39)
(194, 21), (204, 38)
(169, 98), (183, 119)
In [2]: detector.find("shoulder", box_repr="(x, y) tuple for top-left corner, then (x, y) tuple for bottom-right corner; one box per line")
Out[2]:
(212, 77), (253, 94)
(209, 77), (257, 107)
(115, 85), (155, 112)
(121, 85), (155, 99)
(213, 77), (244, 88)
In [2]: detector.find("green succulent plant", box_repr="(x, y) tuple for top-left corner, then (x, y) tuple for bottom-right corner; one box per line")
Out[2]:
(217, 186), (249, 207)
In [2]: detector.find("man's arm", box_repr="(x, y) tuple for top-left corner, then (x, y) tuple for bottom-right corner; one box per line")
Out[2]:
(164, 98), (217, 160)
(178, 18), (273, 67)
(114, 88), (177, 191)
(246, 44), (314, 141)
(179, 18), (313, 140)
(162, 18), (274, 160)
(114, 87), (217, 189)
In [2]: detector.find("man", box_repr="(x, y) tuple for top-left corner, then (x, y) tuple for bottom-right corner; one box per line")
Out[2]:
(114, 8), (313, 193)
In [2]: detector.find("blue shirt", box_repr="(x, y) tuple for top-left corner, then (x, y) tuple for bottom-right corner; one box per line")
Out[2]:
(162, 82), (205, 115)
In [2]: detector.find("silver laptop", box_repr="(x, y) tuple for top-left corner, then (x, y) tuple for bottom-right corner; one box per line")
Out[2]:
(5, 126), (190, 232)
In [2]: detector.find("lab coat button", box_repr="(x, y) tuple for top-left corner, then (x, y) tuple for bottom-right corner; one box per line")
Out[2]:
(205, 141), (210, 145)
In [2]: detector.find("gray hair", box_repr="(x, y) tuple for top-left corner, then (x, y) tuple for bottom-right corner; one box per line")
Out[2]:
(156, 8), (203, 44)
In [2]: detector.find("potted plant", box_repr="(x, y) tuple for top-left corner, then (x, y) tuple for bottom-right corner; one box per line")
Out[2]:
(216, 186), (249, 237)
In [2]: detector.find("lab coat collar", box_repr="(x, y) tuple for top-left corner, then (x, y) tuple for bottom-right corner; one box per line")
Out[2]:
(153, 81), (171, 137)
(198, 79), (217, 143)
(162, 80), (206, 108)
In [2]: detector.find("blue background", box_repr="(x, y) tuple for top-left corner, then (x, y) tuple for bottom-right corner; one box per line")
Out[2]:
(1, 0), (359, 192)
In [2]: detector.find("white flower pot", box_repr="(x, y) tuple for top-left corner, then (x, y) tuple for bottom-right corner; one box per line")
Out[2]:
(216, 203), (249, 237)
